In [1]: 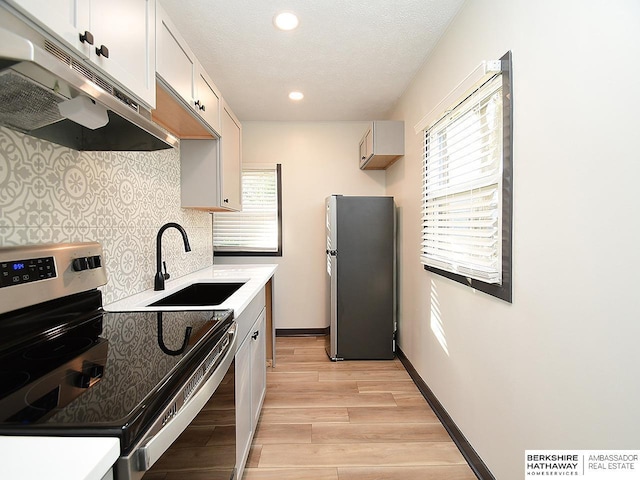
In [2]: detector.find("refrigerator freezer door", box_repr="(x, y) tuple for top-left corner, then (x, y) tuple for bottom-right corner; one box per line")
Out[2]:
(325, 195), (339, 359)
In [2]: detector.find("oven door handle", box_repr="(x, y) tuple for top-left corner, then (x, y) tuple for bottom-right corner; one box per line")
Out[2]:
(135, 323), (237, 472)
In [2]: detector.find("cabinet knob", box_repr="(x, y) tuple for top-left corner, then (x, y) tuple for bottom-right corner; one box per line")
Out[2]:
(223, 198), (229, 203)
(96, 45), (109, 58)
(79, 30), (94, 45)
(194, 100), (205, 111)
(251, 331), (259, 340)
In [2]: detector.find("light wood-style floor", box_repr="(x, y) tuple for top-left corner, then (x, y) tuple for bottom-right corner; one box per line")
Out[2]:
(243, 336), (477, 480)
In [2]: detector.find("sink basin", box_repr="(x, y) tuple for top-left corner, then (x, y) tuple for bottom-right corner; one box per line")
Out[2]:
(148, 282), (245, 307)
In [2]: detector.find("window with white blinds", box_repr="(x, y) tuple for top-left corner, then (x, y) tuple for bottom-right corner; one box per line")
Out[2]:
(213, 164), (282, 255)
(421, 74), (503, 284)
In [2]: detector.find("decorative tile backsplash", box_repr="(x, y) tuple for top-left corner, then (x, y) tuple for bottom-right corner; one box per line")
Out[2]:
(0, 126), (213, 304)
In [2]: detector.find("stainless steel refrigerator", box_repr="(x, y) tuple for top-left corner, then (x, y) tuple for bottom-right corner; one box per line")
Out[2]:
(325, 195), (396, 361)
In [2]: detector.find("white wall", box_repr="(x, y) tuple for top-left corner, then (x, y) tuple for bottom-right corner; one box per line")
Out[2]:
(387, 0), (640, 479)
(214, 122), (386, 329)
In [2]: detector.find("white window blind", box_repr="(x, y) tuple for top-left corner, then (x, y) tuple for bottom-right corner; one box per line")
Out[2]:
(421, 73), (503, 284)
(213, 165), (279, 253)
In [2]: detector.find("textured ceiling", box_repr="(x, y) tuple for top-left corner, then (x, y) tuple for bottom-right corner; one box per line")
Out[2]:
(158, 0), (466, 121)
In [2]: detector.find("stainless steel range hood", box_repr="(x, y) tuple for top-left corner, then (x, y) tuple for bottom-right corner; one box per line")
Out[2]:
(0, 9), (178, 151)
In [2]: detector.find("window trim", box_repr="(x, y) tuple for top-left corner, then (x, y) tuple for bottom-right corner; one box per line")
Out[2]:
(214, 163), (283, 257)
(422, 51), (513, 303)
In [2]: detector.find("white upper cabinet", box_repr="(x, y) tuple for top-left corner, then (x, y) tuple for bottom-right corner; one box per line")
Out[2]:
(87, 0), (156, 108)
(179, 122), (242, 212)
(359, 121), (405, 170)
(180, 101), (242, 212)
(156, 4), (195, 105)
(6, 0), (156, 108)
(6, 0), (89, 49)
(156, 4), (221, 134)
(194, 65), (221, 134)
(157, 3), (240, 211)
(220, 99), (242, 211)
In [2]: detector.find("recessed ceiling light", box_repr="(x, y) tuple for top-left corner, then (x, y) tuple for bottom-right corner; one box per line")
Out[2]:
(289, 91), (304, 101)
(274, 12), (299, 31)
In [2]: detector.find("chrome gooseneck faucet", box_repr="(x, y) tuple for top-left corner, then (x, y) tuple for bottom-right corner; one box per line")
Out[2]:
(155, 222), (191, 291)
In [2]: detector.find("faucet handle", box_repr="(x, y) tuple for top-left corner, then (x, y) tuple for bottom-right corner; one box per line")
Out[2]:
(162, 261), (170, 280)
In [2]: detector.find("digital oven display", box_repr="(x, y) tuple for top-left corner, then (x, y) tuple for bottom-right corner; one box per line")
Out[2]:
(0, 257), (56, 288)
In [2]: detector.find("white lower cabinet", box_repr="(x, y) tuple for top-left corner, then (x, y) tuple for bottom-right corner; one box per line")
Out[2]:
(250, 310), (267, 427)
(235, 331), (252, 473)
(235, 289), (267, 478)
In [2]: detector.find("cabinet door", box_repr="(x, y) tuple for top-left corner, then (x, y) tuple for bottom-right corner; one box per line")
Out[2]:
(365, 128), (373, 159)
(235, 335), (252, 473)
(220, 100), (242, 211)
(250, 309), (267, 428)
(195, 66), (221, 134)
(359, 136), (367, 167)
(7, 0), (90, 55)
(156, 4), (195, 106)
(359, 127), (373, 167)
(88, 0), (156, 108)
(180, 139), (221, 209)
(8, 0), (156, 108)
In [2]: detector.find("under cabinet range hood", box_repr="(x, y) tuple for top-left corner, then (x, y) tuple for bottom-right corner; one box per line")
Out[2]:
(0, 10), (178, 151)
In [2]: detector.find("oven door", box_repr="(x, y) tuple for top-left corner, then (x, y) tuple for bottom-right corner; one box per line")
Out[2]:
(116, 322), (237, 480)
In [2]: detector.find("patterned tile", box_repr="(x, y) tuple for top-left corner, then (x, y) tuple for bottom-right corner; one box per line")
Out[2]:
(0, 126), (213, 303)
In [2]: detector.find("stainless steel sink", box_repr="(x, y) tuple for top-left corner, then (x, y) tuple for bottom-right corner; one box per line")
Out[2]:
(147, 282), (245, 307)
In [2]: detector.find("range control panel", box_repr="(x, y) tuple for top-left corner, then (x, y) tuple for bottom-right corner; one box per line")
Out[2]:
(0, 242), (107, 315)
(0, 256), (57, 288)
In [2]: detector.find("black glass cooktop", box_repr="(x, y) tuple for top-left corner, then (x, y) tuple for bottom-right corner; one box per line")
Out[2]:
(0, 290), (233, 453)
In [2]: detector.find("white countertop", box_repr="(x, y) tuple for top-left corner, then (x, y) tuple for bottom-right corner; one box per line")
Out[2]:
(1, 264), (277, 480)
(0, 436), (119, 480)
(105, 264), (278, 317)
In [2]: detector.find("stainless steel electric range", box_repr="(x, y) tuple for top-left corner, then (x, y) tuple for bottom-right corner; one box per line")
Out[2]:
(0, 242), (237, 480)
